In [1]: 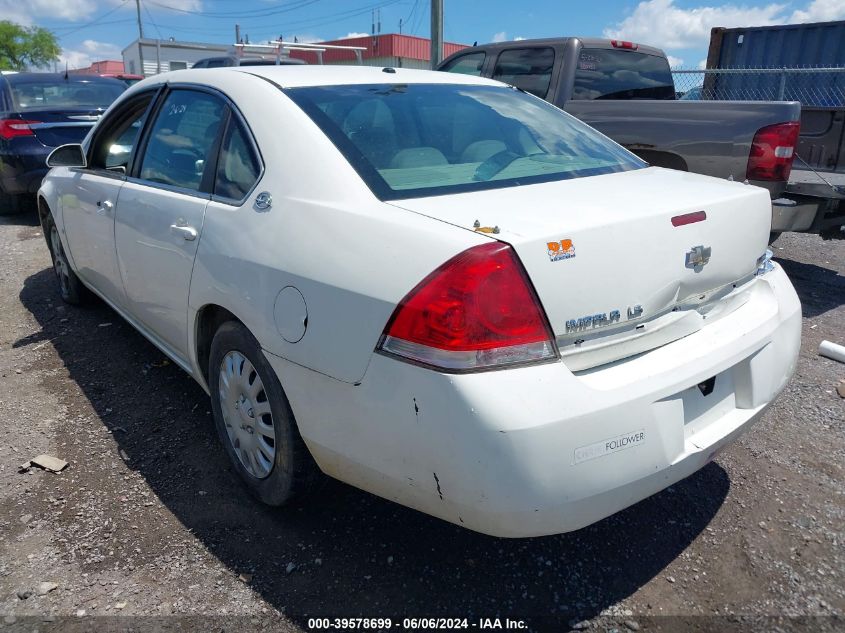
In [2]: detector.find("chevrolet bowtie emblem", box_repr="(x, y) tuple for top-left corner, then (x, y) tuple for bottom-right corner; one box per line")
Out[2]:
(685, 245), (712, 269)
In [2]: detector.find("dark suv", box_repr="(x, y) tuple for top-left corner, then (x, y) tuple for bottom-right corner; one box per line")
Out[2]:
(192, 56), (306, 68)
(0, 72), (126, 214)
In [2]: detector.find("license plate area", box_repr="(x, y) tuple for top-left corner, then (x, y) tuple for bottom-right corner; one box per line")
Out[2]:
(681, 369), (736, 440)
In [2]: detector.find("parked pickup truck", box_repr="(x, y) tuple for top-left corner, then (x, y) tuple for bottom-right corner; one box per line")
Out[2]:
(777, 105), (845, 239)
(438, 38), (802, 236)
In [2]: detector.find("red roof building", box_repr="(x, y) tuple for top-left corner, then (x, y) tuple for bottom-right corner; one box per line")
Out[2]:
(68, 60), (127, 75)
(289, 34), (467, 69)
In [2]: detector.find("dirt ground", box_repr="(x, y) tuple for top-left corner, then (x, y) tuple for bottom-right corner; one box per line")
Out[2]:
(0, 210), (843, 633)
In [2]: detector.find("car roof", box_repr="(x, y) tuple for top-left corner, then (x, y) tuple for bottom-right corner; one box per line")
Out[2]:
(131, 65), (503, 90)
(443, 37), (667, 60)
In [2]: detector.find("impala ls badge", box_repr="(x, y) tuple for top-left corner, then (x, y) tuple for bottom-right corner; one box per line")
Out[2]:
(685, 245), (712, 269)
(566, 310), (621, 332)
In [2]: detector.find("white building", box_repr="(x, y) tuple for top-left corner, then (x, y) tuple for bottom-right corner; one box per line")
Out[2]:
(122, 38), (230, 76)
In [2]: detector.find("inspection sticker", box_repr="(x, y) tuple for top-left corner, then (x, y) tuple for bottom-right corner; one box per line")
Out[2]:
(573, 429), (645, 465)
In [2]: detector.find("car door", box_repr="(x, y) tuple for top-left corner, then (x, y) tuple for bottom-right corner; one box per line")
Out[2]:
(61, 90), (158, 307)
(114, 87), (227, 361)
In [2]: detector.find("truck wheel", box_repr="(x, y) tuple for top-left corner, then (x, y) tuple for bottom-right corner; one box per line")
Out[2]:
(209, 321), (321, 506)
(45, 215), (89, 305)
(768, 232), (780, 245)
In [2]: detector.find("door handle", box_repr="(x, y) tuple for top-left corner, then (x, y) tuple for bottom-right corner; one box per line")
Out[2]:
(96, 200), (113, 215)
(170, 224), (198, 241)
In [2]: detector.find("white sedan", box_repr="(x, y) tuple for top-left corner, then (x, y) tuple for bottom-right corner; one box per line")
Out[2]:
(39, 66), (801, 537)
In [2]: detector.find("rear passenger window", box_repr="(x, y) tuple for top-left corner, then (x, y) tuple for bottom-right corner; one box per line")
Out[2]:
(139, 90), (225, 191)
(440, 52), (486, 76)
(215, 119), (261, 200)
(492, 48), (555, 98)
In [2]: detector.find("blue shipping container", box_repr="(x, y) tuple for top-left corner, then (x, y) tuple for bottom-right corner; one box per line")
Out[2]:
(708, 20), (845, 107)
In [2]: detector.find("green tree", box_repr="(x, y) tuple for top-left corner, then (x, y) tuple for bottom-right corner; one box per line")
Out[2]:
(0, 21), (60, 71)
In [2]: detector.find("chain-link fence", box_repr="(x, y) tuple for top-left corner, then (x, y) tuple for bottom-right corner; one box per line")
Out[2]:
(671, 67), (845, 107)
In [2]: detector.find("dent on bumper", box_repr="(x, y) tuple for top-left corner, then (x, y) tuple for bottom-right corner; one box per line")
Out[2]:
(266, 265), (801, 537)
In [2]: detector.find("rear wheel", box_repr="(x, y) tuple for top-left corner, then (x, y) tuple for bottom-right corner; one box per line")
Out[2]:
(45, 214), (89, 304)
(209, 321), (321, 506)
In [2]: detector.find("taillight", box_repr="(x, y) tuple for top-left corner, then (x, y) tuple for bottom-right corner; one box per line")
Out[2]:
(378, 242), (557, 371)
(610, 40), (638, 50)
(746, 121), (800, 181)
(0, 119), (37, 140)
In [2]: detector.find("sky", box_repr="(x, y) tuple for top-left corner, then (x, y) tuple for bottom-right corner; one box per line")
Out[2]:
(3, 0), (845, 71)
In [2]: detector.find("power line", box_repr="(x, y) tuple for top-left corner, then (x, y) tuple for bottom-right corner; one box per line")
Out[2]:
(410, 0), (426, 35)
(50, 0), (130, 38)
(151, 0), (404, 40)
(404, 0), (419, 34)
(141, 0), (165, 40)
(52, 19), (136, 36)
(51, 0), (407, 45)
(146, 0), (320, 19)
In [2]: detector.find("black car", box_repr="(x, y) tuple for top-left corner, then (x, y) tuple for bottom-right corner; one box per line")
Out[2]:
(192, 55), (306, 68)
(0, 73), (126, 214)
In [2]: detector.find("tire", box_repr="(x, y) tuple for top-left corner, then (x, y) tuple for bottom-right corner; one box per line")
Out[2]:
(0, 190), (26, 216)
(768, 232), (780, 245)
(44, 214), (89, 305)
(209, 321), (321, 506)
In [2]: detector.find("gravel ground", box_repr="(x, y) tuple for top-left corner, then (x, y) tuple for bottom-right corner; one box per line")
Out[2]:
(0, 212), (843, 633)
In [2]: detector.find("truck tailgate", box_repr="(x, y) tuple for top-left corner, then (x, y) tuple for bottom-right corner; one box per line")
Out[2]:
(565, 99), (801, 190)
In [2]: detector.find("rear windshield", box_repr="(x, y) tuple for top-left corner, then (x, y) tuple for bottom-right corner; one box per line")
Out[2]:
(10, 80), (125, 111)
(286, 83), (645, 200)
(573, 49), (675, 100)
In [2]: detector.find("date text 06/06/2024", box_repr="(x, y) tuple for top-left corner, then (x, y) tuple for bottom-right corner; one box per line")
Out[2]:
(306, 618), (528, 630)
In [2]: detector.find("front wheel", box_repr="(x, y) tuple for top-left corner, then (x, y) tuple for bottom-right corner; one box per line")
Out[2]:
(209, 321), (321, 506)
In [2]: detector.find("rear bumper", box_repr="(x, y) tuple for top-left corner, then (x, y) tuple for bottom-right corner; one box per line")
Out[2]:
(771, 195), (845, 235)
(771, 197), (819, 232)
(266, 264), (801, 537)
(0, 138), (50, 195)
(773, 169), (845, 235)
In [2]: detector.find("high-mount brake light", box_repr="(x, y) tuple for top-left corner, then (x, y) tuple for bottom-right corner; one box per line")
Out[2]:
(610, 40), (638, 50)
(671, 211), (707, 227)
(378, 242), (557, 371)
(0, 119), (37, 140)
(746, 121), (800, 182)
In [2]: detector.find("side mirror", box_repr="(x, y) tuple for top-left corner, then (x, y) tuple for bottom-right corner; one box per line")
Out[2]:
(46, 144), (87, 168)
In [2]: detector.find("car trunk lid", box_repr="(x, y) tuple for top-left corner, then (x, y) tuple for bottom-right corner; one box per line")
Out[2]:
(13, 110), (103, 146)
(388, 167), (772, 370)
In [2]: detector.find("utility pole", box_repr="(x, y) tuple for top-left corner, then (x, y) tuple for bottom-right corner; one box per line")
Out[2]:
(135, 0), (145, 77)
(430, 0), (443, 69)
